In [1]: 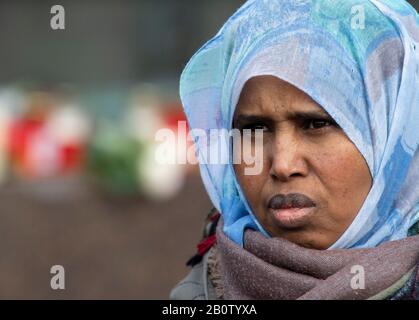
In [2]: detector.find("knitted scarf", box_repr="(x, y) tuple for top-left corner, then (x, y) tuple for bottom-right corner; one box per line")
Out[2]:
(216, 218), (419, 300)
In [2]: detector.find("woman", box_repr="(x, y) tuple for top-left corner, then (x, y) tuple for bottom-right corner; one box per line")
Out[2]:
(171, 0), (419, 300)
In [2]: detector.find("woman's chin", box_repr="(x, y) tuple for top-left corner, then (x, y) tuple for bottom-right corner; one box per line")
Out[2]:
(268, 226), (333, 250)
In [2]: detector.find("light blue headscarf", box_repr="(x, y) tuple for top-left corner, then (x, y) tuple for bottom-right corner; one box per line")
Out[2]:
(180, 0), (419, 249)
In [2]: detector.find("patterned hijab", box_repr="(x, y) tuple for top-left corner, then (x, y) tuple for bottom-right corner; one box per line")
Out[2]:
(180, 0), (419, 249)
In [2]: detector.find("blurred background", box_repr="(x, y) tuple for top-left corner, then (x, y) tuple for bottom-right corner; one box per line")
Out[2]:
(0, 0), (417, 299)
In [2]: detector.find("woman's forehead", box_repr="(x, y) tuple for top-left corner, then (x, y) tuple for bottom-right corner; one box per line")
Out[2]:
(235, 75), (326, 117)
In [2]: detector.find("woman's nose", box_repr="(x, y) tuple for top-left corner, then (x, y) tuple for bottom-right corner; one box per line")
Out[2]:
(269, 133), (308, 182)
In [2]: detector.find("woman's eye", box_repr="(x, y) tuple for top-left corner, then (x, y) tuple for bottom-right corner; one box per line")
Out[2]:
(303, 119), (335, 130)
(241, 123), (269, 133)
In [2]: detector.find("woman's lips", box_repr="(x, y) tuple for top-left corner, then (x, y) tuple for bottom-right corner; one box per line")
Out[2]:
(267, 193), (316, 228)
(269, 207), (315, 228)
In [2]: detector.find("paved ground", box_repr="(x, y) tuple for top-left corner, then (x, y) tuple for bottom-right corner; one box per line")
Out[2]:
(0, 173), (211, 299)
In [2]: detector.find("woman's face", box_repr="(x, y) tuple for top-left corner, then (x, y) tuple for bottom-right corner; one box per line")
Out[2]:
(233, 76), (372, 249)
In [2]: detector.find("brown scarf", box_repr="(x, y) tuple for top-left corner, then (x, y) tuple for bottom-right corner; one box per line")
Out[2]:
(216, 218), (419, 300)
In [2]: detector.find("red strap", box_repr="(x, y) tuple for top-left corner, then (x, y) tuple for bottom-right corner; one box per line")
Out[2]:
(197, 234), (217, 256)
(210, 211), (221, 222)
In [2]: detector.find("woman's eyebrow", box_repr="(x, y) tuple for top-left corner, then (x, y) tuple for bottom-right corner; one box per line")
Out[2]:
(233, 114), (273, 127)
(233, 110), (332, 126)
(287, 110), (332, 120)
